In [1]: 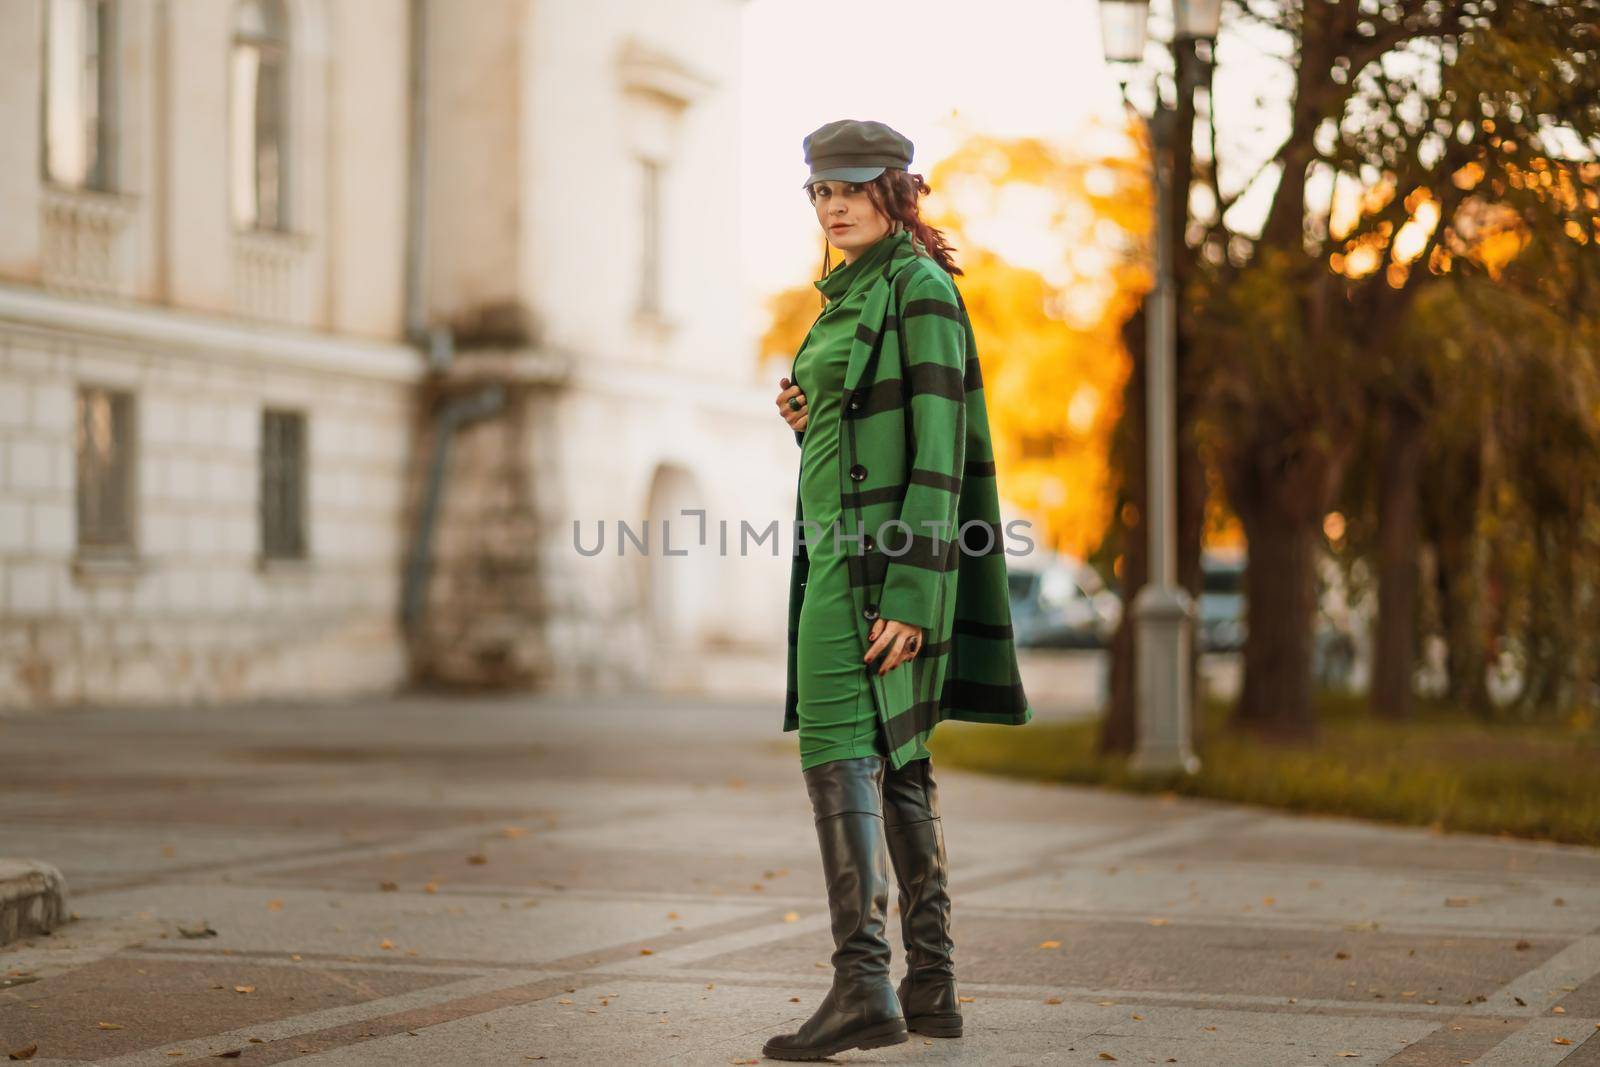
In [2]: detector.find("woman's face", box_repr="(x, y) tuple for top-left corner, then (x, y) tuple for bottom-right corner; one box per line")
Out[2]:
(807, 180), (892, 261)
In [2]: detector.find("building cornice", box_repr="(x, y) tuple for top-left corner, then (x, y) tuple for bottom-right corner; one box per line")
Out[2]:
(0, 284), (425, 383)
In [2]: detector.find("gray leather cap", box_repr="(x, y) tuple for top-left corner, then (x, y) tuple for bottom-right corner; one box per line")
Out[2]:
(801, 119), (914, 188)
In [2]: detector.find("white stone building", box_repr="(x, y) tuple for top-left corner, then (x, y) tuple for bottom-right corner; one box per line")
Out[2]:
(0, 0), (793, 711)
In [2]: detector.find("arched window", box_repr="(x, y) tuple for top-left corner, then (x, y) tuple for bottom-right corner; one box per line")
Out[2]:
(42, 0), (116, 189)
(230, 0), (289, 230)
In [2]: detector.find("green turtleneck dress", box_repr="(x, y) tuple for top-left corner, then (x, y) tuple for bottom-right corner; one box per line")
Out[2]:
(792, 230), (931, 771)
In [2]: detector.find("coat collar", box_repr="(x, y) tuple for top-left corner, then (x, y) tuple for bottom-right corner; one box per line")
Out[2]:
(840, 229), (923, 395)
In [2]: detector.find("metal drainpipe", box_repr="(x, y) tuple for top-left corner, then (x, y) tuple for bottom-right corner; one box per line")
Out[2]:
(399, 0), (505, 639)
(401, 384), (507, 634)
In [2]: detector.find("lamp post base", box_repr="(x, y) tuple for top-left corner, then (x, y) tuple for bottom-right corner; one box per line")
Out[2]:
(1129, 583), (1201, 776)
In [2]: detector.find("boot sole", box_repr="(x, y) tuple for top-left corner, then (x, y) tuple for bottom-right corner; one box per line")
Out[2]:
(907, 1014), (963, 1038)
(761, 1019), (909, 1060)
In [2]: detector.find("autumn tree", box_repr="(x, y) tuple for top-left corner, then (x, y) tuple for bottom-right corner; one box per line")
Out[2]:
(1186, 0), (1600, 738)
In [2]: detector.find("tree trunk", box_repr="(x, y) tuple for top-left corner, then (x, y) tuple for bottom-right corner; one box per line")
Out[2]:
(1371, 399), (1425, 719)
(1100, 309), (1146, 757)
(1231, 488), (1324, 742)
(1176, 347), (1207, 749)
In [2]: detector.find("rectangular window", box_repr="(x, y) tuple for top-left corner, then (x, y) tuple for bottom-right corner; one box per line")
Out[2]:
(260, 409), (307, 559)
(75, 384), (135, 551)
(42, 0), (116, 189)
(231, 1), (290, 230)
(639, 156), (662, 315)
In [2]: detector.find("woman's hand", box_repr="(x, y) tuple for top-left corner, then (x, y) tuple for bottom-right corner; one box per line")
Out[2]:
(864, 618), (923, 675)
(777, 377), (808, 433)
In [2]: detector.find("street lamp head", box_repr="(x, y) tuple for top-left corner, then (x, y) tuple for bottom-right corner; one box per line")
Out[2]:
(1096, 0), (1149, 65)
(1173, 0), (1222, 40)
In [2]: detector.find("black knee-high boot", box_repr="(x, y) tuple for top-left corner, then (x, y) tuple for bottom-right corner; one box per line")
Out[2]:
(883, 755), (962, 1037)
(763, 755), (909, 1061)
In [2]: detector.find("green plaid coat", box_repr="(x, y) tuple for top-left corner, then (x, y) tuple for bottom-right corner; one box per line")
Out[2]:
(784, 230), (1033, 769)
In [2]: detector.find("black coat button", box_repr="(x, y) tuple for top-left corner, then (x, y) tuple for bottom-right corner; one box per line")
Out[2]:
(862, 604), (880, 621)
(848, 464), (867, 481)
(863, 534), (875, 551)
(848, 396), (861, 411)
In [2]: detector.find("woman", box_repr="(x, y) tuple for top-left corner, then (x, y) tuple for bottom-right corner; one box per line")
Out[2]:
(763, 119), (1033, 1061)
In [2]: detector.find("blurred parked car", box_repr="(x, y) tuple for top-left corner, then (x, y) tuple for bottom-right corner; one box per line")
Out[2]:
(1007, 552), (1121, 649)
(1197, 548), (1360, 690)
(1198, 550), (1247, 653)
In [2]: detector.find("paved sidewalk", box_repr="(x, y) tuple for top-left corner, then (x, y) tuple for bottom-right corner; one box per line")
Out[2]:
(2, 692), (1598, 1065)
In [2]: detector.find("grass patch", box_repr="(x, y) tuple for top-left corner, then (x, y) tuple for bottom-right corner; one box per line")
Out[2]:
(926, 693), (1600, 846)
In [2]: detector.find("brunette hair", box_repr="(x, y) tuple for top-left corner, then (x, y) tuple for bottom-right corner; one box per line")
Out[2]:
(813, 170), (963, 281)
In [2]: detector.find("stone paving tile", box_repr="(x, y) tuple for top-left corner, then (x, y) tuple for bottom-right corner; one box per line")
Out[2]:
(959, 860), (1600, 934)
(257, 840), (828, 897)
(1379, 1014), (1534, 1065)
(269, 977), (1449, 1066)
(3, 694), (1599, 1067)
(694, 913), (1566, 1006)
(19, 798), (537, 834)
(67, 884), (771, 967)
(0, 955), (456, 1061)
(0, 826), (347, 893)
(1160, 817), (1600, 882)
(1469, 1014), (1600, 1065)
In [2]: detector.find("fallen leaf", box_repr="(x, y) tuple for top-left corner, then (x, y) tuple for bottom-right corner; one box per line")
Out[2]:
(1515, 939), (1531, 950)
(233, 986), (254, 994)
(789, 997), (801, 1003)
(467, 854), (488, 865)
(1039, 940), (1061, 949)
(666, 911), (679, 920)
(178, 924), (218, 939)
(558, 999), (572, 1005)
(379, 939), (395, 951)
(958, 996), (975, 1003)
(639, 948), (653, 956)
(784, 912), (800, 923)
(1553, 1006), (1566, 1014)
(501, 826), (528, 838)
(1335, 951), (1350, 959)
(1554, 1037), (1572, 1046)
(97, 1022), (124, 1030)
(266, 900), (284, 912)
(1098, 1054), (1117, 1062)
(9, 1043), (39, 1060)
(213, 1052), (242, 1060)
(1045, 997), (1062, 1005)
(423, 882), (438, 894)
(380, 881), (399, 892)
(1337, 1052), (1358, 1058)
(1444, 896), (1474, 907)
(1147, 918), (1168, 926)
